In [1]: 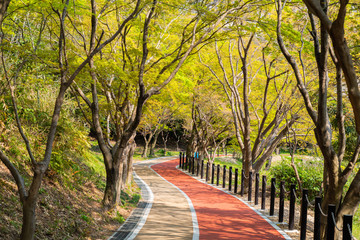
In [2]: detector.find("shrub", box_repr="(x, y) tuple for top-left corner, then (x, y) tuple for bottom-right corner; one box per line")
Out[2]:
(114, 212), (125, 224)
(269, 157), (323, 200)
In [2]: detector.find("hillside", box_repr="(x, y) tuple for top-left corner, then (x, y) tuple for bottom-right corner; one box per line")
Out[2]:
(0, 143), (140, 239)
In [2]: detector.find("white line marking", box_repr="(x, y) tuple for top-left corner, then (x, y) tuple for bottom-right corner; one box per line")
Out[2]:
(108, 171), (154, 240)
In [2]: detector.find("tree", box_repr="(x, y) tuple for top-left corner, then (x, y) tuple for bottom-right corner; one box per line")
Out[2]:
(201, 33), (300, 187)
(0, 0), (140, 238)
(189, 75), (234, 163)
(0, 0), (10, 28)
(74, 0), (244, 209)
(138, 97), (174, 158)
(276, 0), (360, 237)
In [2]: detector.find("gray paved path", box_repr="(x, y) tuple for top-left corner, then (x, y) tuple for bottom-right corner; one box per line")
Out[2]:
(109, 157), (194, 240)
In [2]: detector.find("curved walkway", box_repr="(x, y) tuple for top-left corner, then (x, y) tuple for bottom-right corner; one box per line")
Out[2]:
(110, 157), (291, 240)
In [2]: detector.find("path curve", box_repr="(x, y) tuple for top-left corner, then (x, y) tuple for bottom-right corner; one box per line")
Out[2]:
(109, 157), (292, 239)
(151, 159), (290, 240)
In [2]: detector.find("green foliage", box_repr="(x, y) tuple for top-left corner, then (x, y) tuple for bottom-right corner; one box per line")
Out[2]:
(270, 157), (323, 200)
(129, 194), (141, 205)
(354, 209), (360, 239)
(114, 212), (125, 224)
(120, 191), (141, 209)
(80, 214), (91, 224)
(213, 157), (242, 170)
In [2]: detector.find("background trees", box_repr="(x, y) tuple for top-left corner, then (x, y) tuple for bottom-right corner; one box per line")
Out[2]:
(138, 96), (174, 158)
(200, 34), (301, 187)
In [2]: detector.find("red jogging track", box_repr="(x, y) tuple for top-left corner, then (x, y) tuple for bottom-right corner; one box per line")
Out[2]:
(151, 159), (287, 240)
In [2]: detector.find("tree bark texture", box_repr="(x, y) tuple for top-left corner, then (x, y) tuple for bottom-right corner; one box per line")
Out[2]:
(0, 0), (10, 28)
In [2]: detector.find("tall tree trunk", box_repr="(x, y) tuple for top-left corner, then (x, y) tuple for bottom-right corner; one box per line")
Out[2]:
(103, 136), (137, 207)
(20, 172), (44, 240)
(0, 0), (10, 28)
(142, 131), (153, 158)
(242, 47), (252, 192)
(126, 141), (136, 186)
(103, 159), (123, 208)
(336, 171), (360, 238)
(122, 137), (136, 189)
(21, 198), (37, 240)
(142, 140), (149, 158)
(242, 147), (251, 192)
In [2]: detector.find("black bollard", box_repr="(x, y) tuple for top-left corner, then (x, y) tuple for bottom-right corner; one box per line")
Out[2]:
(192, 157), (195, 174)
(206, 162), (209, 182)
(182, 153), (184, 168)
(183, 153), (186, 169)
(261, 175), (266, 210)
(211, 163), (215, 184)
(314, 196), (322, 240)
(248, 171), (253, 202)
(196, 158), (200, 176)
(229, 166), (232, 191)
(222, 165), (226, 188)
(343, 215), (353, 240)
(179, 152), (182, 168)
(241, 169), (245, 196)
(289, 184), (296, 230)
(300, 189), (309, 240)
(327, 204), (336, 240)
(234, 168), (238, 194)
(201, 160), (204, 179)
(216, 164), (220, 186)
(255, 173), (259, 205)
(279, 181), (285, 223)
(270, 178), (276, 216)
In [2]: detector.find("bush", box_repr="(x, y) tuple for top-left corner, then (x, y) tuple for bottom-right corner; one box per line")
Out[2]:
(269, 157), (323, 200)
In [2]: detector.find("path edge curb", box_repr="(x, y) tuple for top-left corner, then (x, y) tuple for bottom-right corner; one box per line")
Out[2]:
(107, 171), (154, 240)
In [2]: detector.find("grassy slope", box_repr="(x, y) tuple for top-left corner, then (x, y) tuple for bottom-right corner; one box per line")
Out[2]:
(0, 144), (140, 240)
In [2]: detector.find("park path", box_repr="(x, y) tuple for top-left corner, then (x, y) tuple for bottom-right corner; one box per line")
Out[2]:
(133, 158), (195, 240)
(110, 157), (291, 240)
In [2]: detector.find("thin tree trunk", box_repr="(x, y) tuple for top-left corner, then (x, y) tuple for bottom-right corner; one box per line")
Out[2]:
(289, 133), (302, 192)
(149, 130), (160, 156)
(126, 141), (136, 185)
(162, 131), (169, 156)
(20, 172), (44, 240)
(142, 138), (150, 158)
